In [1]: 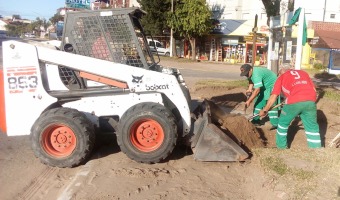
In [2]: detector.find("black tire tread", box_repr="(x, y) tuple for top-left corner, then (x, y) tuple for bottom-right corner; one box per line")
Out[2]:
(31, 107), (95, 168)
(117, 103), (177, 163)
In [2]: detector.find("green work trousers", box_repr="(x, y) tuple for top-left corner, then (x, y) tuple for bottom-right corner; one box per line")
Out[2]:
(276, 101), (321, 149)
(252, 93), (279, 127)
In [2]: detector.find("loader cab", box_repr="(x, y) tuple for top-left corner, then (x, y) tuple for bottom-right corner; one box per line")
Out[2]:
(60, 8), (158, 70)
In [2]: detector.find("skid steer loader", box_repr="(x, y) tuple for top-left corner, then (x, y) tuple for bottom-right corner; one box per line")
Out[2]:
(0, 8), (248, 167)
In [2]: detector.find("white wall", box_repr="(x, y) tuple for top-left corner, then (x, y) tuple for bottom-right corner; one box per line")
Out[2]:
(294, 0), (340, 22)
(129, 0), (140, 8)
(0, 20), (7, 31)
(208, 0), (290, 20)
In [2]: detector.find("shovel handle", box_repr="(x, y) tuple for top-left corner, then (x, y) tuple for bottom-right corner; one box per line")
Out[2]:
(248, 102), (284, 120)
(244, 92), (252, 111)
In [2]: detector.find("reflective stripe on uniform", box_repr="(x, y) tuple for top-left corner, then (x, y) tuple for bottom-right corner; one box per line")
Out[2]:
(254, 82), (262, 87)
(278, 124), (288, 129)
(277, 131), (287, 136)
(307, 139), (321, 143)
(306, 131), (320, 136)
(268, 110), (278, 113)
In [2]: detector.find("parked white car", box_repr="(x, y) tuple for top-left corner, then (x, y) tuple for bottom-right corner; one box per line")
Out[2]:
(147, 39), (170, 56)
(24, 33), (35, 38)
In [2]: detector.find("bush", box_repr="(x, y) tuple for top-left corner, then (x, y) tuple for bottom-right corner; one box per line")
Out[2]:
(313, 63), (325, 70)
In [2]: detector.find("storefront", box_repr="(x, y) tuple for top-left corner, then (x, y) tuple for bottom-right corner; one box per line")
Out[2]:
(203, 19), (269, 63)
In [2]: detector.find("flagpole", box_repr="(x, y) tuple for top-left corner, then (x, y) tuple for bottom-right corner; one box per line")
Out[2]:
(295, 8), (304, 70)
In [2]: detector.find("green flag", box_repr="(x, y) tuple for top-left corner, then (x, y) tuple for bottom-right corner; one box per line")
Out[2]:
(289, 7), (307, 46)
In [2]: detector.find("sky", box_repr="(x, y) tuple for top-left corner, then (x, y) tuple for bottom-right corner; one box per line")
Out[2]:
(0, 0), (67, 20)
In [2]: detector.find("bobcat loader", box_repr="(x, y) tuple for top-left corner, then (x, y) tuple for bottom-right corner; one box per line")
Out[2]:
(0, 8), (248, 167)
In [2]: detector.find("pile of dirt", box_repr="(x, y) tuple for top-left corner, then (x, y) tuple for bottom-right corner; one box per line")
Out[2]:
(220, 114), (265, 150)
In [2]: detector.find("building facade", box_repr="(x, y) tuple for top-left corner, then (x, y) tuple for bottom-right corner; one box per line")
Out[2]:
(295, 0), (340, 23)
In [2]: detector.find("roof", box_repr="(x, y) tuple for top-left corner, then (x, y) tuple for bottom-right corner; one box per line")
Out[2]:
(313, 30), (340, 49)
(309, 21), (340, 49)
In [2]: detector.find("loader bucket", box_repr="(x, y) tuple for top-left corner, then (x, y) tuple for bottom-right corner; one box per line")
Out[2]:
(190, 99), (249, 161)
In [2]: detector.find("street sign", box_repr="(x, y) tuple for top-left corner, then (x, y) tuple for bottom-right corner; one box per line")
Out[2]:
(66, 0), (91, 9)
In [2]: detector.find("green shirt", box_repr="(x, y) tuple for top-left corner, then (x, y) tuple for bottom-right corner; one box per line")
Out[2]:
(250, 67), (277, 99)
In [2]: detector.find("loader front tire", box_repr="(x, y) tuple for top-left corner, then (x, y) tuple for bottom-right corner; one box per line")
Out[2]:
(31, 108), (95, 168)
(117, 102), (177, 163)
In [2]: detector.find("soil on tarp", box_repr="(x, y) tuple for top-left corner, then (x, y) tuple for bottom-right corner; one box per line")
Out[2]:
(220, 114), (265, 151)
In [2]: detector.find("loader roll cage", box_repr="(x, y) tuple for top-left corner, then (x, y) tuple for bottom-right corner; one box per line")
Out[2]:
(59, 8), (160, 90)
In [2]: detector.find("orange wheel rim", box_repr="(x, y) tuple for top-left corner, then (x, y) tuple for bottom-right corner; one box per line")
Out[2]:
(130, 119), (164, 152)
(41, 124), (77, 157)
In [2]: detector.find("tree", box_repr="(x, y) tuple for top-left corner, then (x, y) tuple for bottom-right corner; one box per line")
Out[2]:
(261, 0), (280, 25)
(137, 0), (171, 36)
(5, 22), (27, 37)
(168, 0), (212, 60)
(49, 13), (64, 25)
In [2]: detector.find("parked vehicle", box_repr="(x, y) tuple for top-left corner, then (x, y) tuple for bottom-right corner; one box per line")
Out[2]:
(24, 33), (35, 38)
(147, 39), (170, 56)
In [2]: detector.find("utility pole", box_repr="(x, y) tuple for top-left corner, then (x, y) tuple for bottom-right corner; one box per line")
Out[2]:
(170, 0), (174, 57)
(252, 14), (258, 67)
(323, 0), (327, 22)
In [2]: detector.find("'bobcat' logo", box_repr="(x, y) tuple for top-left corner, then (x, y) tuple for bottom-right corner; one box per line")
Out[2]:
(132, 75), (143, 83)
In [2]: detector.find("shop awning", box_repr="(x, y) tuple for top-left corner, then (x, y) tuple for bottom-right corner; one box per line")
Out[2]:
(211, 19), (269, 36)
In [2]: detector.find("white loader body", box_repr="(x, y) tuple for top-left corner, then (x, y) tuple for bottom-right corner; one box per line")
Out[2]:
(2, 41), (191, 136)
(0, 8), (248, 167)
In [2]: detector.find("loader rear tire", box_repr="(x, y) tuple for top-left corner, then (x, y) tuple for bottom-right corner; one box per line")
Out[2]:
(31, 108), (95, 168)
(117, 102), (177, 163)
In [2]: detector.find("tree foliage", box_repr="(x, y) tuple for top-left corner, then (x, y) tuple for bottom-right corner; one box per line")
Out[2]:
(32, 17), (51, 32)
(49, 13), (64, 25)
(262, 0), (281, 17)
(168, 0), (212, 60)
(137, 0), (171, 36)
(261, 0), (295, 25)
(5, 22), (26, 37)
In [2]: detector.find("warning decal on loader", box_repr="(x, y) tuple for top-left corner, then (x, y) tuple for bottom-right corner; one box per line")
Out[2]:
(6, 66), (38, 94)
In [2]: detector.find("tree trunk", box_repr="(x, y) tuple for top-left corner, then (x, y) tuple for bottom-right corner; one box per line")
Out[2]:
(171, 38), (176, 57)
(189, 38), (196, 60)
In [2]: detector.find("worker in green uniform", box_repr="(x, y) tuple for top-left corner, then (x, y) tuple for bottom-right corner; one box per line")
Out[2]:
(240, 64), (279, 129)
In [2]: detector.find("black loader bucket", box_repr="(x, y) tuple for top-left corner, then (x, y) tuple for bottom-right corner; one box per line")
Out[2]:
(190, 99), (249, 161)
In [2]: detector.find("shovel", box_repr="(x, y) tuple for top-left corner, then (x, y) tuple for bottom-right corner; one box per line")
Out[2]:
(248, 102), (284, 121)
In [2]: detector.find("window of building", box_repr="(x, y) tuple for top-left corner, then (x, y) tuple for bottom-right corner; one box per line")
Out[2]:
(242, 13), (250, 19)
(330, 14), (335, 19)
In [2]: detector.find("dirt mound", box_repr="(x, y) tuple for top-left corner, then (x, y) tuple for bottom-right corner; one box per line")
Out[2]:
(220, 114), (265, 150)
